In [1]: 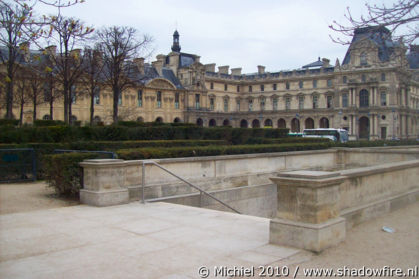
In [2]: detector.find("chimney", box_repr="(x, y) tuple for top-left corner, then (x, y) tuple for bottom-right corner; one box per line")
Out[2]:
(133, 57), (145, 74)
(218, 65), (229, 74)
(45, 45), (57, 56)
(322, 58), (330, 67)
(152, 54), (165, 75)
(194, 55), (200, 63)
(231, 68), (242, 76)
(205, 63), (216, 72)
(257, 65), (265, 75)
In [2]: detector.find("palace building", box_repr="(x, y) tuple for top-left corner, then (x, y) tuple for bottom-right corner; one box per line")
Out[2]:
(2, 26), (419, 140)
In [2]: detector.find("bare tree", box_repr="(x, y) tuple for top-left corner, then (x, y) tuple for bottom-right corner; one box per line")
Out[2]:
(329, 0), (419, 45)
(96, 26), (152, 123)
(82, 45), (104, 125)
(46, 15), (93, 124)
(14, 76), (30, 125)
(0, 2), (33, 119)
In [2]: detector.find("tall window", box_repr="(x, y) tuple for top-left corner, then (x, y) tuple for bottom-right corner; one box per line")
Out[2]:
(260, 97), (265, 111)
(249, 85), (252, 92)
(137, 90), (142, 107)
(118, 92), (122, 106)
(248, 99), (253, 111)
(286, 82), (290, 90)
(209, 97), (214, 110)
(175, 92), (179, 109)
(71, 85), (76, 104)
(43, 83), (50, 102)
(94, 87), (100, 105)
(273, 83), (277, 90)
(224, 84), (228, 91)
(195, 94), (200, 109)
(380, 92), (387, 106)
(343, 76), (347, 83)
(327, 95), (333, 108)
(237, 85), (240, 92)
(359, 89), (369, 107)
(223, 98), (229, 112)
(210, 82), (214, 89)
(381, 73), (386, 81)
(236, 99), (240, 111)
(342, 93), (348, 107)
(260, 84), (264, 92)
(313, 95), (318, 109)
(285, 97), (291, 110)
(327, 79), (332, 87)
(313, 80), (317, 88)
(157, 91), (162, 108)
(299, 81), (303, 89)
(298, 96), (304, 109)
(273, 98), (278, 111)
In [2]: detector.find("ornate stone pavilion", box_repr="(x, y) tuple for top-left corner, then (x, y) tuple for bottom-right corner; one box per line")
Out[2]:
(3, 26), (419, 140)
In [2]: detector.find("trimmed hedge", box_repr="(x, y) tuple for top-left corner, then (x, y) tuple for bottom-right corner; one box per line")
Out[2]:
(33, 120), (66, 126)
(0, 119), (19, 126)
(333, 139), (419, 148)
(0, 125), (289, 143)
(43, 152), (99, 197)
(0, 139), (227, 179)
(117, 142), (332, 160)
(246, 137), (331, 144)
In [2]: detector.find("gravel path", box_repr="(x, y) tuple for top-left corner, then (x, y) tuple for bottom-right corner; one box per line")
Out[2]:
(0, 181), (79, 215)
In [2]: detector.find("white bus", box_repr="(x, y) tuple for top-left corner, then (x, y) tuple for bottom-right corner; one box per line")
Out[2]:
(302, 128), (349, 143)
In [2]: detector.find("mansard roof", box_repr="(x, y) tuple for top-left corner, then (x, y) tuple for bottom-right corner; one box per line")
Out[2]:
(0, 46), (183, 89)
(302, 57), (323, 68)
(407, 45), (419, 69)
(342, 26), (401, 65)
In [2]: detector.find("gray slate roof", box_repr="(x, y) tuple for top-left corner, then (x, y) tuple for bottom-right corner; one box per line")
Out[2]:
(342, 26), (400, 65)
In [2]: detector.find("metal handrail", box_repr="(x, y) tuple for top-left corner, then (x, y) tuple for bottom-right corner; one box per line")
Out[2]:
(141, 160), (241, 214)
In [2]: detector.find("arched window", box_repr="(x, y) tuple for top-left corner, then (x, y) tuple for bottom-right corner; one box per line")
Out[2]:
(240, 119), (248, 128)
(43, 114), (50, 120)
(209, 119), (216, 127)
(264, 119), (272, 127)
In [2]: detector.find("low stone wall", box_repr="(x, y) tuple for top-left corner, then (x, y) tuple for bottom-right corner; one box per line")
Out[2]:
(269, 158), (419, 252)
(80, 149), (337, 207)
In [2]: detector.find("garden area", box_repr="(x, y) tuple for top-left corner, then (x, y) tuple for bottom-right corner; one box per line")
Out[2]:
(1, 119), (418, 198)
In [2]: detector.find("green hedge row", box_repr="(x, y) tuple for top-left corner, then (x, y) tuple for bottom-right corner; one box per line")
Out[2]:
(116, 142), (332, 160)
(333, 140), (419, 148)
(246, 137), (331, 144)
(43, 153), (101, 197)
(0, 139), (227, 179)
(0, 125), (289, 144)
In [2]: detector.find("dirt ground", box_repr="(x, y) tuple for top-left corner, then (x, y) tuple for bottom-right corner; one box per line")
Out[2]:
(0, 181), (79, 215)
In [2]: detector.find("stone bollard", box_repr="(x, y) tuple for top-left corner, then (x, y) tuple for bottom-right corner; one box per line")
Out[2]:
(80, 159), (129, 206)
(269, 171), (346, 252)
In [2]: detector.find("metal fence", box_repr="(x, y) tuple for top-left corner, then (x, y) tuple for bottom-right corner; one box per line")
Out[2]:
(0, 148), (36, 182)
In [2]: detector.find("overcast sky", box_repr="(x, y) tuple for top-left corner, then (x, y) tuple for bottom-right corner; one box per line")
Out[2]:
(33, 0), (397, 73)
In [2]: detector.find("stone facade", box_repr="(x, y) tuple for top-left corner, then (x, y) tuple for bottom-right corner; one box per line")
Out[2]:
(2, 26), (419, 140)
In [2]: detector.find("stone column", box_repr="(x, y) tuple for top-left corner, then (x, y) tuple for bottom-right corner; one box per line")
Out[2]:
(80, 159), (130, 206)
(269, 171), (346, 252)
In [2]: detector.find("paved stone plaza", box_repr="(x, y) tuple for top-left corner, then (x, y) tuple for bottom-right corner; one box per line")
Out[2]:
(0, 202), (300, 279)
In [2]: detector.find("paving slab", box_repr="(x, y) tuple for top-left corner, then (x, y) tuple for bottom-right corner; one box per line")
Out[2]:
(0, 202), (299, 279)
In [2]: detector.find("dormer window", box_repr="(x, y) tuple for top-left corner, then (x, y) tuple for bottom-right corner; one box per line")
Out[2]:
(360, 52), (367, 66)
